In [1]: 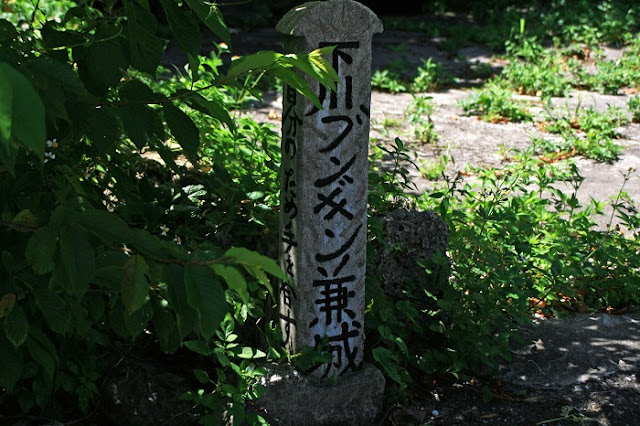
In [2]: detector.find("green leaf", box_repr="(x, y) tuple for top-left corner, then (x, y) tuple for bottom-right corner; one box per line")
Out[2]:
(159, 0), (201, 58)
(184, 263), (227, 339)
(164, 103), (199, 160)
(0, 293), (16, 318)
(226, 51), (280, 79)
(59, 229), (95, 297)
(34, 288), (70, 335)
(0, 62), (46, 168)
(269, 67), (322, 110)
(26, 227), (58, 274)
(182, 92), (235, 131)
(233, 346), (267, 359)
(108, 300), (130, 339)
(194, 368), (210, 384)
(123, 301), (153, 338)
(28, 57), (89, 98)
(378, 325), (408, 354)
(86, 106), (120, 154)
(0, 335), (23, 391)
(119, 79), (161, 103)
(121, 255), (150, 314)
(184, 0), (229, 44)
(26, 334), (56, 386)
(121, 104), (162, 150)
(151, 298), (180, 353)
(78, 210), (128, 243)
(74, 37), (129, 95)
(0, 66), (12, 145)
(213, 264), (249, 303)
(184, 339), (213, 356)
(40, 20), (85, 48)
(12, 208), (38, 230)
(4, 304), (28, 348)
(372, 347), (404, 385)
(125, 1), (164, 75)
(225, 247), (286, 280)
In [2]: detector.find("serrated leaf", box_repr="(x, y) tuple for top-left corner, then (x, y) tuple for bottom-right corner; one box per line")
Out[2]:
(184, 0), (230, 45)
(184, 263), (227, 339)
(34, 288), (70, 335)
(0, 335), (23, 391)
(151, 298), (180, 353)
(159, 0), (201, 58)
(40, 20), (85, 48)
(4, 304), (28, 348)
(26, 335), (56, 386)
(0, 293), (16, 318)
(125, 2), (163, 75)
(213, 264), (249, 303)
(121, 255), (150, 314)
(59, 229), (95, 297)
(26, 227), (58, 274)
(123, 301), (153, 338)
(28, 57), (88, 98)
(74, 38), (129, 95)
(86, 106), (120, 154)
(78, 210), (128, 243)
(120, 103), (162, 150)
(119, 79), (161, 103)
(164, 103), (199, 160)
(129, 229), (168, 258)
(182, 92), (235, 131)
(0, 66), (12, 146)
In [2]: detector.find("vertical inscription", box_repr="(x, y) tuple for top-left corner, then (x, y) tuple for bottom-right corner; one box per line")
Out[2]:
(280, 85), (300, 349)
(306, 41), (364, 377)
(277, 0), (382, 378)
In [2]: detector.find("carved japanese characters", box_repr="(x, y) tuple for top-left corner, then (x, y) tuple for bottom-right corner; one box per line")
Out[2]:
(277, 0), (383, 377)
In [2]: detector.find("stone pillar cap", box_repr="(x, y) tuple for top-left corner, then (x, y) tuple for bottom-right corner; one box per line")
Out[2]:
(276, 0), (383, 38)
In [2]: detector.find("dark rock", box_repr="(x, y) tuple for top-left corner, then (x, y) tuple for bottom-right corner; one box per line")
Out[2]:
(370, 209), (449, 297)
(250, 363), (385, 425)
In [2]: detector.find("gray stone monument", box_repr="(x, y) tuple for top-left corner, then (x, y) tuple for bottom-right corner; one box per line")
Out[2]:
(277, 0), (383, 378)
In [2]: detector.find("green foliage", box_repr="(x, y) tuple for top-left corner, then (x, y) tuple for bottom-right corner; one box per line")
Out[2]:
(540, 103), (627, 162)
(628, 95), (640, 123)
(406, 95), (438, 144)
(458, 79), (533, 123)
(366, 143), (639, 392)
(0, 0), (338, 421)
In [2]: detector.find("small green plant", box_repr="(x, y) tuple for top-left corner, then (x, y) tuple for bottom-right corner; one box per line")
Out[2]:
(541, 104), (627, 162)
(372, 69), (408, 93)
(412, 58), (442, 92)
(368, 138), (418, 208)
(419, 153), (449, 180)
(406, 95), (438, 143)
(458, 80), (533, 123)
(627, 95), (640, 122)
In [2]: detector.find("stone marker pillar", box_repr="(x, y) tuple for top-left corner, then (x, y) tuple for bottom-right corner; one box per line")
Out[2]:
(277, 0), (383, 378)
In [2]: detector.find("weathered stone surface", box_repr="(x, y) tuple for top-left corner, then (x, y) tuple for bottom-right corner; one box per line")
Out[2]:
(371, 209), (449, 296)
(101, 358), (197, 426)
(251, 362), (385, 425)
(277, 0), (383, 378)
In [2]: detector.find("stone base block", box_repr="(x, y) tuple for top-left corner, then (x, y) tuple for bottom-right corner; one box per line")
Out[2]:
(249, 363), (385, 425)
